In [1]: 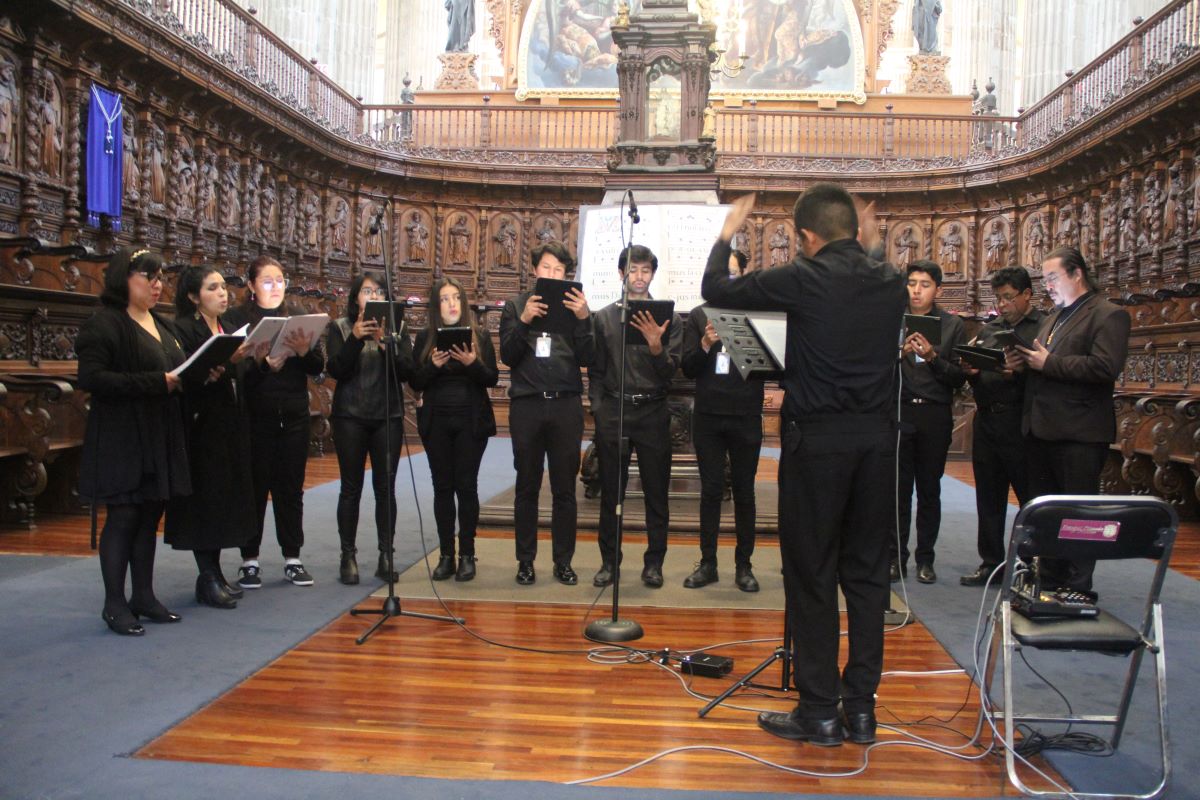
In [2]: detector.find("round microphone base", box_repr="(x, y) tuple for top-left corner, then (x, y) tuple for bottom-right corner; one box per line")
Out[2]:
(584, 617), (645, 643)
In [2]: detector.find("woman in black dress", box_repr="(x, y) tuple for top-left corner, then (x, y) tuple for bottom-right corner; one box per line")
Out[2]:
(224, 256), (325, 589)
(410, 277), (498, 582)
(164, 266), (258, 608)
(327, 272), (415, 584)
(77, 248), (190, 636)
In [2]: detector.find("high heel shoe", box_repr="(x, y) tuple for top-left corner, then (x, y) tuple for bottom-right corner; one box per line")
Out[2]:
(217, 568), (244, 599)
(129, 601), (182, 624)
(101, 609), (145, 636)
(195, 574), (237, 609)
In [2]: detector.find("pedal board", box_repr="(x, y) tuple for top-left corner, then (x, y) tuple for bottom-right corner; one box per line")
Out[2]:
(1013, 588), (1099, 620)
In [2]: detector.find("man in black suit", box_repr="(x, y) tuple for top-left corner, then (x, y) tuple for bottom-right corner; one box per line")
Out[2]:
(959, 267), (1043, 586)
(1007, 247), (1130, 593)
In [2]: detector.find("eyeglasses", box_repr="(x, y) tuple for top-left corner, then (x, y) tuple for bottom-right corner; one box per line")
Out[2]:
(258, 278), (289, 290)
(994, 291), (1024, 305)
(1042, 272), (1063, 285)
(360, 287), (386, 298)
(135, 271), (164, 284)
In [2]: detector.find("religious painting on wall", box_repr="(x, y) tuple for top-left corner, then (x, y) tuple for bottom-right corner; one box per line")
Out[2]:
(516, 0), (866, 103)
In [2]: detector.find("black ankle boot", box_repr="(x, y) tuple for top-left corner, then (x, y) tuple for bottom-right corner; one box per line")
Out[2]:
(195, 573), (237, 609)
(339, 549), (359, 585)
(375, 552), (398, 582)
(432, 554), (456, 581)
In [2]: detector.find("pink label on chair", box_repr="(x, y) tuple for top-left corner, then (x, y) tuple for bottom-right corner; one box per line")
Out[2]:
(1058, 519), (1121, 542)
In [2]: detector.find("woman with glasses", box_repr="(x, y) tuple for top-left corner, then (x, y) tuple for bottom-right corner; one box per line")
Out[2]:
(326, 272), (414, 584)
(164, 266), (257, 609)
(225, 256), (325, 589)
(77, 247), (190, 635)
(410, 277), (498, 582)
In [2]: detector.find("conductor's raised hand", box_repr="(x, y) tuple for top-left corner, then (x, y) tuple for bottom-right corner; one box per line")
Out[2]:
(563, 287), (590, 320)
(449, 341), (477, 366)
(632, 310), (669, 355)
(720, 194), (756, 242)
(520, 294), (548, 324)
(855, 198), (881, 252)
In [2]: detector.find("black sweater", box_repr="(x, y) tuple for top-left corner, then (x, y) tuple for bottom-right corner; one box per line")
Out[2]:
(225, 302), (325, 417)
(681, 304), (765, 415)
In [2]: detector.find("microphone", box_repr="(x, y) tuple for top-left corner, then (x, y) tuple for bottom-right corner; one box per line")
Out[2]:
(368, 206), (386, 236)
(627, 191), (640, 224)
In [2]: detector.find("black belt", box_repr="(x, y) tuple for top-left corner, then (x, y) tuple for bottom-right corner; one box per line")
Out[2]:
(516, 390), (579, 400)
(609, 391), (667, 406)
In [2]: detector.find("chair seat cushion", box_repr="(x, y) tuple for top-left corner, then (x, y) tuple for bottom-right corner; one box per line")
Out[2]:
(1011, 609), (1143, 654)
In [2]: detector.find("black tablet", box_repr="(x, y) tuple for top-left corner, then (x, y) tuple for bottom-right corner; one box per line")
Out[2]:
(992, 328), (1033, 350)
(362, 300), (405, 330)
(531, 277), (584, 336)
(954, 345), (1006, 371)
(625, 299), (675, 347)
(436, 326), (474, 351)
(903, 313), (942, 347)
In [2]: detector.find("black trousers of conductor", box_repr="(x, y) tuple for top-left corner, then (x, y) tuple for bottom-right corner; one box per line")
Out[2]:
(693, 410), (761, 567)
(891, 401), (953, 568)
(595, 399), (671, 569)
(242, 405), (309, 561)
(1025, 435), (1108, 592)
(971, 406), (1030, 569)
(331, 415), (404, 555)
(779, 414), (895, 718)
(510, 394), (584, 566)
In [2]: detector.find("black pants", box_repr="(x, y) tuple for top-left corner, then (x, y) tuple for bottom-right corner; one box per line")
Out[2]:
(99, 501), (165, 613)
(510, 394), (584, 565)
(595, 400), (671, 568)
(891, 401), (953, 567)
(971, 408), (1030, 568)
(779, 415), (895, 718)
(243, 407), (309, 560)
(332, 415), (404, 554)
(693, 411), (761, 566)
(422, 412), (488, 558)
(1025, 436), (1108, 591)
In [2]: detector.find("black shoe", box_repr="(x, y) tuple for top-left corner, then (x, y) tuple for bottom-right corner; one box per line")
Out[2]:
(218, 570), (244, 599)
(889, 559), (907, 583)
(375, 553), (398, 583)
(641, 564), (664, 588)
(516, 560), (536, 585)
(842, 710), (877, 744)
(683, 561), (718, 589)
(101, 608), (145, 636)
(553, 563), (578, 585)
(593, 563), (614, 587)
(455, 556), (477, 582)
(917, 563), (937, 584)
(757, 711), (844, 746)
(431, 555), (455, 581)
(959, 564), (999, 587)
(129, 600), (182, 624)
(195, 574), (237, 609)
(340, 551), (360, 585)
(735, 565), (760, 593)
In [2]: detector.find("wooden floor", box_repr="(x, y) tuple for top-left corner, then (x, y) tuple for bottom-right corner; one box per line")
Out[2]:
(136, 596), (1040, 795)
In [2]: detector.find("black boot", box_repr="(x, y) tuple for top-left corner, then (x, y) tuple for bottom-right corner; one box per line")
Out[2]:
(375, 552), (399, 582)
(432, 554), (456, 581)
(216, 565), (244, 599)
(195, 573), (237, 609)
(339, 549), (359, 585)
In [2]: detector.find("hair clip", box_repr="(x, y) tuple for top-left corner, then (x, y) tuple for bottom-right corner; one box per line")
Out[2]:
(129, 248), (150, 261)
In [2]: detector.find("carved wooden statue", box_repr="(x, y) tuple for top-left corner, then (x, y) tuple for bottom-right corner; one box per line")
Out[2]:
(984, 220), (1007, 270)
(448, 214), (472, 266)
(406, 212), (429, 264)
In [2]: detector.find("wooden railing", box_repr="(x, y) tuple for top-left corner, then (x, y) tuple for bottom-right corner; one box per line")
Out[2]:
(119, 0), (1200, 169)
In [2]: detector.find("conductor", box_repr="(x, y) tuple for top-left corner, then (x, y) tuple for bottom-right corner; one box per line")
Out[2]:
(701, 185), (906, 746)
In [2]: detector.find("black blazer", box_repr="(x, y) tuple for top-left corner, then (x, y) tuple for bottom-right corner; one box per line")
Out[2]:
(410, 329), (499, 440)
(1022, 294), (1130, 443)
(326, 317), (415, 420)
(76, 306), (191, 503)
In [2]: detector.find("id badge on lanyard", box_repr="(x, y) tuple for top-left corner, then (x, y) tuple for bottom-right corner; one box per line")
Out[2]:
(535, 334), (551, 358)
(715, 351), (730, 375)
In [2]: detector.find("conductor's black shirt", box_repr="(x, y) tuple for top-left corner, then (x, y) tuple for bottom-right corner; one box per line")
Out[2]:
(700, 237), (906, 421)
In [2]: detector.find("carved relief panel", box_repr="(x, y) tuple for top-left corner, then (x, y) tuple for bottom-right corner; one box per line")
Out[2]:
(1021, 211), (1048, 267)
(766, 222), (793, 269)
(934, 220), (965, 274)
(278, 178), (296, 246)
(444, 211), (476, 270)
(259, 167), (277, 242)
(980, 216), (1010, 273)
(326, 194), (350, 256)
(299, 187), (321, 253)
(1054, 203), (1078, 249)
(401, 208), (431, 266)
(146, 121), (167, 211)
(532, 215), (560, 247)
(489, 214), (520, 274)
(891, 222), (921, 268)
(0, 49), (20, 169)
(28, 67), (63, 181)
(359, 200), (384, 261)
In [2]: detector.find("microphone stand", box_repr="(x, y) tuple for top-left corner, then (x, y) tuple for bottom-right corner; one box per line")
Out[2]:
(353, 201), (463, 644)
(585, 190), (644, 643)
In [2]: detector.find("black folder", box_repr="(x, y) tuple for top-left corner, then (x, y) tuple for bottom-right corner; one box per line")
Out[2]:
(624, 300), (675, 347)
(954, 344), (1006, 371)
(170, 334), (245, 382)
(992, 328), (1033, 350)
(530, 278), (584, 336)
(436, 326), (474, 352)
(903, 313), (942, 347)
